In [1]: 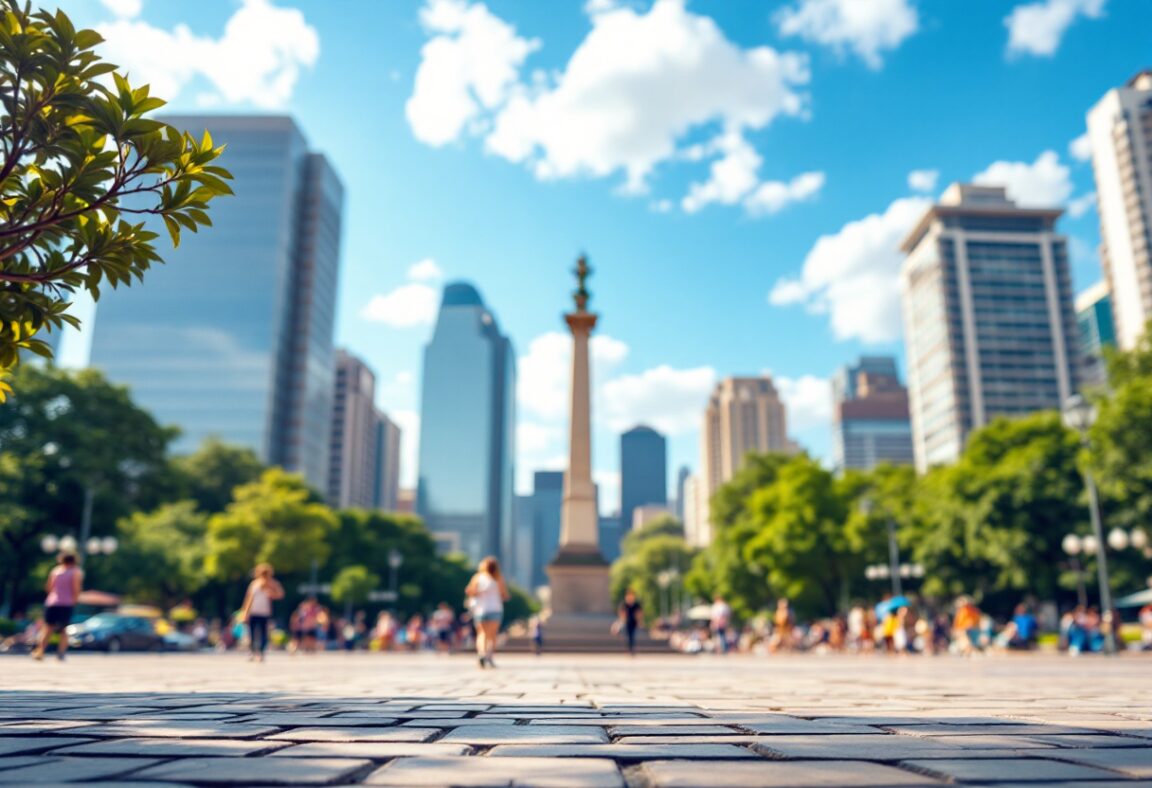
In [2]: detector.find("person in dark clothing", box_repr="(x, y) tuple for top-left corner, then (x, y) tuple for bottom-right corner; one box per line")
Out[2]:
(618, 589), (644, 655)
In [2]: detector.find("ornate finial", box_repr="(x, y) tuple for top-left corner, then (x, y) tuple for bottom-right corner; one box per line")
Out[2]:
(573, 254), (592, 312)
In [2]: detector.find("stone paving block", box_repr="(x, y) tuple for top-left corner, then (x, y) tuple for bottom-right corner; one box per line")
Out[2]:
(234, 714), (382, 726)
(885, 723), (1100, 737)
(1024, 734), (1152, 748)
(608, 725), (740, 737)
(0, 721), (91, 735)
(0, 756), (49, 772)
(526, 715), (707, 726)
(748, 733), (971, 760)
(134, 756), (374, 785)
(1048, 746), (1152, 777)
(488, 743), (758, 760)
(0, 737), (93, 756)
(440, 725), (609, 745)
(269, 726), (439, 742)
(51, 736), (284, 757)
(739, 718), (886, 735)
(900, 756), (1127, 783)
(270, 742), (473, 758)
(66, 721), (281, 738)
(637, 759), (939, 787)
(0, 755), (159, 783)
(364, 756), (624, 787)
(401, 718), (517, 727)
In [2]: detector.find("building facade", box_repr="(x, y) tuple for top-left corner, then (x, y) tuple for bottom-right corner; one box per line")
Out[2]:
(89, 116), (343, 493)
(416, 283), (516, 565)
(619, 426), (668, 535)
(328, 350), (379, 509)
(1076, 282), (1117, 389)
(1086, 71), (1152, 351)
(701, 376), (789, 500)
(900, 184), (1079, 471)
(528, 471), (564, 590)
(832, 356), (914, 472)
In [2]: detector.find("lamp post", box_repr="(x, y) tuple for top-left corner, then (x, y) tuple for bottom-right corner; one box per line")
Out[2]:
(41, 534), (117, 559)
(860, 499), (904, 597)
(1062, 394), (1116, 655)
(656, 570), (672, 622)
(388, 549), (404, 604)
(1061, 534), (1089, 609)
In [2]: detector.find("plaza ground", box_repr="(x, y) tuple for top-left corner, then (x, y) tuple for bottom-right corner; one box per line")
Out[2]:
(1, 652), (1150, 786)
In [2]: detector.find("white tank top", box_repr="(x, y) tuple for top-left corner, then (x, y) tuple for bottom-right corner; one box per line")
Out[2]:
(473, 574), (503, 615)
(249, 582), (272, 616)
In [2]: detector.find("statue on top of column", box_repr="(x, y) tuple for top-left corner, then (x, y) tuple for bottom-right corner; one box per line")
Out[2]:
(572, 254), (592, 313)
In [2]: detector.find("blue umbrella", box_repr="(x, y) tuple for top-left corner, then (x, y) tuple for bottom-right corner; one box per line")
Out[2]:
(875, 595), (911, 617)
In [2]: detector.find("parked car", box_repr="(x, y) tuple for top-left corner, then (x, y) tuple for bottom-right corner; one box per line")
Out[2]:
(66, 614), (164, 653)
(162, 630), (203, 652)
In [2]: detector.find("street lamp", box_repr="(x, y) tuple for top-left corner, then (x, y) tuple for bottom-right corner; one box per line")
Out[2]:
(860, 498), (904, 597)
(1062, 394), (1116, 655)
(41, 534), (117, 558)
(656, 570), (672, 621)
(388, 549), (404, 602)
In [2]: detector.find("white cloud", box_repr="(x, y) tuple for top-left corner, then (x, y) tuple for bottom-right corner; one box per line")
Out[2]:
(775, 374), (833, 434)
(407, 258), (444, 281)
(395, 371), (414, 386)
(100, 0), (142, 19)
(1069, 132), (1092, 162)
(360, 283), (440, 328)
(97, 0), (319, 108)
(1067, 191), (1097, 219)
(594, 470), (622, 517)
(1004, 0), (1106, 57)
(680, 130), (823, 215)
(775, 0), (919, 70)
(972, 150), (1072, 208)
(907, 168), (939, 193)
(769, 196), (931, 343)
(600, 364), (717, 435)
(518, 331), (629, 420)
(405, 0), (540, 146)
(390, 409), (421, 488)
(518, 422), (562, 455)
(408, 0), (809, 200)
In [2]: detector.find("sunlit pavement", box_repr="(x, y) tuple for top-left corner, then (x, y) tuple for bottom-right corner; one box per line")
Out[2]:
(1, 651), (1151, 786)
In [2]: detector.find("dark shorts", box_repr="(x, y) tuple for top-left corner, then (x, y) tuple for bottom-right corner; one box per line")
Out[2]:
(44, 606), (73, 628)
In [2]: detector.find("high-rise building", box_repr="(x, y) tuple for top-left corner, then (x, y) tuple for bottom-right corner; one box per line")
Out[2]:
(1086, 71), (1152, 351)
(682, 473), (711, 547)
(89, 116), (342, 493)
(416, 282), (516, 565)
(329, 350), (379, 509)
(700, 376), (789, 503)
(374, 413), (402, 512)
(832, 356), (914, 472)
(528, 471), (564, 590)
(511, 494), (535, 590)
(1076, 282), (1117, 388)
(619, 426), (667, 535)
(598, 514), (622, 563)
(674, 465), (690, 521)
(900, 184), (1079, 472)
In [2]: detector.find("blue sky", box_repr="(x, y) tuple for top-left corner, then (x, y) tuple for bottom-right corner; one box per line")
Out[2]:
(60, 0), (1148, 512)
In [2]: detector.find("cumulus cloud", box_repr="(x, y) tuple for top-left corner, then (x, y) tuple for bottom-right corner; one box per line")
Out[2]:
(907, 168), (939, 193)
(972, 150), (1073, 207)
(1067, 191), (1097, 219)
(518, 422), (562, 455)
(518, 332), (629, 420)
(769, 196), (931, 343)
(96, 0), (319, 108)
(1069, 132), (1092, 162)
(600, 365), (717, 435)
(680, 130), (823, 215)
(775, 374), (833, 434)
(775, 0), (919, 69)
(405, 0), (540, 146)
(407, 258), (444, 281)
(100, 0), (142, 18)
(360, 284), (441, 328)
(1005, 0), (1106, 57)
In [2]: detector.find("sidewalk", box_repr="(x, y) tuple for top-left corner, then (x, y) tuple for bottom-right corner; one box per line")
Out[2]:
(0, 653), (1149, 786)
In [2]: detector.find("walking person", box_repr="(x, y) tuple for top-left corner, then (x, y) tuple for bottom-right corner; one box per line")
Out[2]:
(617, 589), (644, 655)
(710, 595), (732, 654)
(465, 556), (509, 668)
(31, 551), (82, 661)
(239, 563), (284, 662)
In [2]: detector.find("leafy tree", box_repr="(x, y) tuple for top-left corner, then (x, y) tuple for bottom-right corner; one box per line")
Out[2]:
(611, 527), (696, 622)
(0, 364), (173, 612)
(204, 468), (336, 588)
(331, 565), (380, 608)
(619, 514), (683, 555)
(0, 1), (231, 377)
(105, 501), (206, 609)
(173, 438), (264, 514)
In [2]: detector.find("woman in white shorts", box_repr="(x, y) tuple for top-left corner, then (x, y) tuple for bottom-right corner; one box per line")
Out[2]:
(465, 556), (509, 668)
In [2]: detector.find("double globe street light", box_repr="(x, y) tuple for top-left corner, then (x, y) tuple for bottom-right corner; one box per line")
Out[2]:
(40, 534), (118, 561)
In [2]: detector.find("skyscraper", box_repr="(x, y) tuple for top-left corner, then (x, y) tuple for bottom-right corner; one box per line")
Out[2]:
(900, 184), (1079, 472)
(1076, 282), (1117, 388)
(701, 376), (789, 500)
(1086, 71), (1152, 351)
(416, 282), (516, 565)
(528, 470), (564, 590)
(374, 413), (402, 512)
(328, 350), (402, 511)
(619, 425), (668, 535)
(674, 465), (690, 521)
(832, 356), (914, 473)
(89, 116), (343, 493)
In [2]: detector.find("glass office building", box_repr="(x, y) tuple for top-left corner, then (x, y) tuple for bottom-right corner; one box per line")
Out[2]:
(832, 356), (914, 473)
(416, 283), (516, 565)
(528, 471), (564, 590)
(89, 116), (343, 493)
(620, 425), (667, 532)
(1076, 282), (1117, 388)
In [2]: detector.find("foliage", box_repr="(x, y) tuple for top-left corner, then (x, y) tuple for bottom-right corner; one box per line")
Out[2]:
(171, 438), (263, 514)
(611, 524), (697, 622)
(0, 364), (173, 611)
(105, 500), (206, 609)
(0, 1), (231, 377)
(204, 468), (337, 584)
(330, 565), (380, 607)
(619, 514), (683, 555)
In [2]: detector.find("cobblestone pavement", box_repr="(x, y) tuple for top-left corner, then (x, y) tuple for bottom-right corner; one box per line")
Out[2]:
(1, 652), (1150, 786)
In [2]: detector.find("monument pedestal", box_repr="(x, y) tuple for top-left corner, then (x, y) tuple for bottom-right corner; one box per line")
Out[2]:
(547, 546), (611, 615)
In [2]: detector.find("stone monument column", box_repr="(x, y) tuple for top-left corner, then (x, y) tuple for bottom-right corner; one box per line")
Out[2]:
(547, 256), (612, 617)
